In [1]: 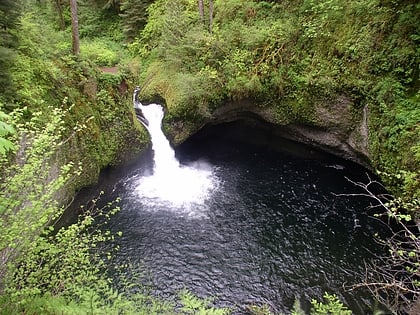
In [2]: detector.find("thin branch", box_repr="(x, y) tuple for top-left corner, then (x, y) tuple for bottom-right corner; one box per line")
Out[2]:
(337, 173), (419, 314)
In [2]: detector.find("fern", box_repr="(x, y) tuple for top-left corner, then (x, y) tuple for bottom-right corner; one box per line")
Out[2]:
(0, 110), (15, 156)
(179, 289), (231, 315)
(311, 293), (352, 315)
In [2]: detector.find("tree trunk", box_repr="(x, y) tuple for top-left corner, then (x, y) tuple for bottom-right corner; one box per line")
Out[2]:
(69, 0), (80, 55)
(54, 0), (66, 31)
(209, 0), (213, 33)
(198, 0), (204, 21)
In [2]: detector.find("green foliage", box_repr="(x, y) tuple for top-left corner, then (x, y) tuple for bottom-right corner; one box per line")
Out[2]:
(0, 105), (80, 310)
(370, 92), (420, 199)
(0, 0), (21, 99)
(6, 10), (71, 110)
(0, 110), (15, 155)
(311, 293), (352, 315)
(178, 289), (231, 315)
(0, 0), (21, 36)
(120, 0), (153, 41)
(0, 1), (180, 314)
(80, 37), (121, 66)
(1, 187), (171, 315)
(0, 106), (73, 263)
(2, 0), (146, 183)
(77, 0), (125, 41)
(247, 303), (275, 315)
(100, 0), (122, 12)
(4, 196), (121, 304)
(233, 294), (351, 315)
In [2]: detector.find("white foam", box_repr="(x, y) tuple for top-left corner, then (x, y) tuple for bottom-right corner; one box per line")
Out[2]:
(133, 103), (219, 217)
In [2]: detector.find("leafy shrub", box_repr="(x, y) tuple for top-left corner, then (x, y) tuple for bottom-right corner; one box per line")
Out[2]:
(178, 290), (231, 315)
(0, 110), (15, 155)
(311, 293), (352, 315)
(80, 38), (120, 66)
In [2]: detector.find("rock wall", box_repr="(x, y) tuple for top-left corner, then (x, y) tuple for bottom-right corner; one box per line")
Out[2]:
(169, 96), (372, 169)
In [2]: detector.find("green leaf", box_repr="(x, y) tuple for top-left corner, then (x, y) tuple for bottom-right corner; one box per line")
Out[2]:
(0, 137), (15, 155)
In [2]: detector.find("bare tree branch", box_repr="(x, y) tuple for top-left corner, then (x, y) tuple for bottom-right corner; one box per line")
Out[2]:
(340, 174), (419, 314)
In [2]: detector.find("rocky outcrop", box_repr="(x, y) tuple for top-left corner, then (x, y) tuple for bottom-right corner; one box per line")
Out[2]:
(170, 96), (372, 169)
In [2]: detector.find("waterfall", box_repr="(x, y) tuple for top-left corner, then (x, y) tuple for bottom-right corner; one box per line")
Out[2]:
(133, 92), (219, 214)
(137, 103), (180, 175)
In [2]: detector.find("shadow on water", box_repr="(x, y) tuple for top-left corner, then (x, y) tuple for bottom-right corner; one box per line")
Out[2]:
(66, 120), (390, 314)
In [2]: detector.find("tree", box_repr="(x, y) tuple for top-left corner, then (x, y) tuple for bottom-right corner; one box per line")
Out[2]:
(51, 0), (66, 31)
(209, 0), (213, 33)
(69, 0), (80, 54)
(197, 0), (213, 32)
(198, 0), (204, 21)
(0, 0), (21, 100)
(120, 0), (152, 41)
(340, 175), (420, 314)
(101, 0), (121, 11)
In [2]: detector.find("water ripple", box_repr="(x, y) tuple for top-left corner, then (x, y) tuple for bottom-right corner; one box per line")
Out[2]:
(94, 141), (387, 314)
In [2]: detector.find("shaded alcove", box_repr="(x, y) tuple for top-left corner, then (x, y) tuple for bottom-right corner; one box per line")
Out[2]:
(176, 116), (368, 172)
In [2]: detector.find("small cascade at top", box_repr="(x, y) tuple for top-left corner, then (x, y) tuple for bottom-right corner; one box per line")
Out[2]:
(132, 88), (219, 214)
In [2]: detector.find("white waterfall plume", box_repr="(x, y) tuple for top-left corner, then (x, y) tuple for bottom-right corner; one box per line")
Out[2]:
(132, 89), (219, 213)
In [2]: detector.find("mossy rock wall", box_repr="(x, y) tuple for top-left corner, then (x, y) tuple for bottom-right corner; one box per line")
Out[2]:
(165, 94), (371, 169)
(60, 74), (148, 193)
